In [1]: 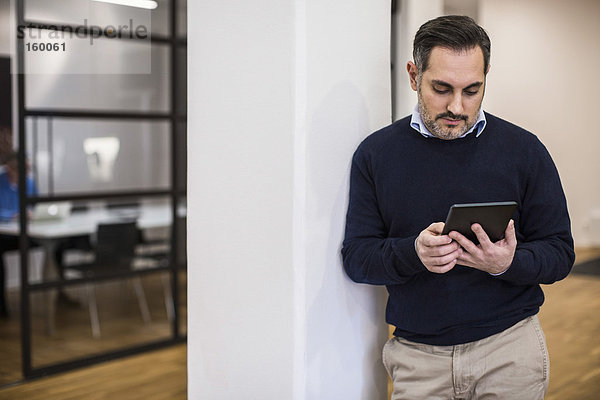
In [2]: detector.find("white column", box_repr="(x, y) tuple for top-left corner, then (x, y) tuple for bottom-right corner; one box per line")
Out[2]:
(188, 1), (391, 399)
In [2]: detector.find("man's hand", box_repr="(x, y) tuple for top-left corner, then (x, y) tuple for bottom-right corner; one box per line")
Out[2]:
(416, 222), (462, 274)
(449, 220), (517, 275)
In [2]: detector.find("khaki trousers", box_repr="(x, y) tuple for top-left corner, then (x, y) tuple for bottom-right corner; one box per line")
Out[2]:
(383, 315), (549, 400)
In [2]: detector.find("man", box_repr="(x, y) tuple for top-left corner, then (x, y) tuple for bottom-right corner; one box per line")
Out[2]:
(0, 151), (37, 222)
(0, 151), (37, 318)
(341, 15), (574, 399)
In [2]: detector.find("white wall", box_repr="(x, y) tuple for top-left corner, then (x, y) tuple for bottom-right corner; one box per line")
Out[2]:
(188, 0), (390, 398)
(188, 1), (295, 397)
(480, 0), (600, 246)
(302, 2), (390, 398)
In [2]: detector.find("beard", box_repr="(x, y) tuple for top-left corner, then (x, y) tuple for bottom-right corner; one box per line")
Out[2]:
(417, 88), (479, 140)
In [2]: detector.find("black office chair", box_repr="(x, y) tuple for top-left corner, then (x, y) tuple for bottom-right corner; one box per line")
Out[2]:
(105, 202), (176, 322)
(106, 201), (168, 251)
(64, 221), (151, 338)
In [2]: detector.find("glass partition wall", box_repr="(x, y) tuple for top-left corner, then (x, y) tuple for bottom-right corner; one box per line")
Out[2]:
(3, 0), (187, 383)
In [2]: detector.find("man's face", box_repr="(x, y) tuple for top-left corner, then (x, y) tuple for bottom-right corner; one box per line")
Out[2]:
(408, 46), (487, 140)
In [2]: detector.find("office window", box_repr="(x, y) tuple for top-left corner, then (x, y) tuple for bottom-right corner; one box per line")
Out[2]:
(29, 271), (173, 368)
(25, 42), (170, 112)
(26, 117), (171, 195)
(24, 0), (170, 37)
(2, 0), (188, 383)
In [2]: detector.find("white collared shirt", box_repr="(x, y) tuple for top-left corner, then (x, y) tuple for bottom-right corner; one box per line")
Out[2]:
(410, 105), (487, 139)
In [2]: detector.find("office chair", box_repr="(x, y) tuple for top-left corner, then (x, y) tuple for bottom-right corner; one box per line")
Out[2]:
(106, 201), (169, 252)
(103, 202), (176, 325)
(64, 221), (151, 338)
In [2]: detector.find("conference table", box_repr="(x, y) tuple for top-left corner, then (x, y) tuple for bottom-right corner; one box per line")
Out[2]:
(0, 203), (182, 335)
(0, 203), (177, 239)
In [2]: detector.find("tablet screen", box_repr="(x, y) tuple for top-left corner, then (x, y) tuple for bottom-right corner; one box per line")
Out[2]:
(441, 201), (517, 244)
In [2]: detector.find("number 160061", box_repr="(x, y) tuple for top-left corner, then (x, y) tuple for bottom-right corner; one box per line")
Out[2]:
(26, 42), (66, 52)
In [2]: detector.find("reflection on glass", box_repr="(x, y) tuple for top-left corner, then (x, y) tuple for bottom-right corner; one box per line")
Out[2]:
(91, 0), (158, 10)
(26, 117), (171, 195)
(12, 0), (187, 378)
(83, 137), (120, 183)
(25, 43), (170, 110)
(22, 29), (152, 76)
(24, 0), (170, 36)
(30, 273), (172, 368)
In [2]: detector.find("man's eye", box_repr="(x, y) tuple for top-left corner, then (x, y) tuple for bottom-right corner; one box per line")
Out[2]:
(464, 90), (479, 96)
(433, 87), (449, 94)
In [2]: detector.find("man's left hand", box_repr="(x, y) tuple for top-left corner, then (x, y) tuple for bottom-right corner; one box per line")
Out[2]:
(448, 220), (517, 275)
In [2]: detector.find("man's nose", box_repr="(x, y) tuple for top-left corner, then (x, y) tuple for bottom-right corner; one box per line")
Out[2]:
(447, 93), (464, 116)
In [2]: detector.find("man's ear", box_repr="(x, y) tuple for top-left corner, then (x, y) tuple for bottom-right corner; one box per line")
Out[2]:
(407, 61), (418, 91)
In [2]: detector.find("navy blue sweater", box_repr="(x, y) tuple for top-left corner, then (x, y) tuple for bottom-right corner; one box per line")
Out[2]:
(341, 113), (575, 346)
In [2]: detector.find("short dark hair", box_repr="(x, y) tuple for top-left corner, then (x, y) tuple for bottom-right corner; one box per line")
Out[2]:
(413, 15), (491, 74)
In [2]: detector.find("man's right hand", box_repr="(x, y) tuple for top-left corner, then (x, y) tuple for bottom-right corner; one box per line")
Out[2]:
(415, 222), (462, 274)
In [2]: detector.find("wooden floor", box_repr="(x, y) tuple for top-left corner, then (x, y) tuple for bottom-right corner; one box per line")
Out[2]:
(0, 249), (598, 399)
(539, 248), (600, 400)
(0, 271), (187, 385)
(0, 344), (187, 400)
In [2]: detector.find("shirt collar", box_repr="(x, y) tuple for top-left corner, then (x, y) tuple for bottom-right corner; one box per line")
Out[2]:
(410, 105), (487, 139)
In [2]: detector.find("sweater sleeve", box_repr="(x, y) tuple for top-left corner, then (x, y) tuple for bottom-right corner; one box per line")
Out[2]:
(496, 139), (575, 285)
(341, 146), (424, 285)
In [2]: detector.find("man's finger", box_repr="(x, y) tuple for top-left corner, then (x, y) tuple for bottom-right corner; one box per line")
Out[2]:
(449, 230), (479, 254)
(504, 219), (517, 247)
(427, 259), (457, 274)
(420, 234), (453, 248)
(426, 241), (460, 257)
(471, 223), (492, 247)
(457, 251), (474, 265)
(427, 248), (462, 266)
(427, 222), (445, 235)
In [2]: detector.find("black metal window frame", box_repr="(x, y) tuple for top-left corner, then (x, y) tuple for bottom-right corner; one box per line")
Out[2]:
(14, 0), (187, 379)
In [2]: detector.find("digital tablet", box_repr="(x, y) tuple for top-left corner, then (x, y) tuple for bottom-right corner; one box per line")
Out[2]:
(441, 201), (517, 244)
